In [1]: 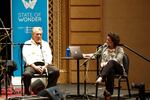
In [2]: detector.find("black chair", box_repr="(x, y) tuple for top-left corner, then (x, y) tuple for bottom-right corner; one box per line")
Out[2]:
(114, 53), (131, 100)
(21, 62), (49, 95)
(95, 53), (131, 100)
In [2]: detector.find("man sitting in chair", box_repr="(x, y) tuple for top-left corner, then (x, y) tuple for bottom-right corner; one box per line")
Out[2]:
(22, 27), (60, 95)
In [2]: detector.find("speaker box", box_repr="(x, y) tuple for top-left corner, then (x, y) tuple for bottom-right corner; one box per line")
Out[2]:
(30, 79), (46, 94)
(38, 86), (64, 100)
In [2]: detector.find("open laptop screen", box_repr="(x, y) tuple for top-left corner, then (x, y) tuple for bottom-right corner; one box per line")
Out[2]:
(69, 46), (83, 59)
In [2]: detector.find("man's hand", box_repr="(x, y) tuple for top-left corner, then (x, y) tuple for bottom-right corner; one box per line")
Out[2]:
(31, 63), (46, 74)
(40, 66), (46, 74)
(33, 65), (46, 74)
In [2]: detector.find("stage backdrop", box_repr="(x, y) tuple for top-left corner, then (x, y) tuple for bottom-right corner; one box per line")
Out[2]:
(12, 0), (48, 77)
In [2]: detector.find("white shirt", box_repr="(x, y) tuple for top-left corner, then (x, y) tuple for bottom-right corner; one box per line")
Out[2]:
(22, 39), (52, 65)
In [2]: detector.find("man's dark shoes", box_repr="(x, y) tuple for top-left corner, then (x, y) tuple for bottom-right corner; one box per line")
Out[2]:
(103, 90), (111, 100)
(24, 90), (31, 96)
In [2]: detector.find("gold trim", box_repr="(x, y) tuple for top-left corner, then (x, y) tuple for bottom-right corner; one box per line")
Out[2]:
(50, 0), (62, 68)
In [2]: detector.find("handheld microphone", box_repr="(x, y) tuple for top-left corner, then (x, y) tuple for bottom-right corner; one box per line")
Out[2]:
(102, 43), (108, 48)
(93, 43), (108, 57)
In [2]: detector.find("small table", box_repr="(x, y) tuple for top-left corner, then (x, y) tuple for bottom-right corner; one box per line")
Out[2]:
(61, 57), (96, 99)
(61, 57), (81, 96)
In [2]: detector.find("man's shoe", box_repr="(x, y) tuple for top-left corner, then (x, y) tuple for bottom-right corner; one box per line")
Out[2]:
(103, 90), (111, 100)
(105, 96), (110, 100)
(24, 91), (31, 96)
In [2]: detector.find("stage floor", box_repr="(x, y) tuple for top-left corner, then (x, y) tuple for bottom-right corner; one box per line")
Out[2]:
(0, 83), (146, 100)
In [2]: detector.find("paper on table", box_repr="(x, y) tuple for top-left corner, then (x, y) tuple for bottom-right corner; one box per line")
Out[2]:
(82, 53), (93, 58)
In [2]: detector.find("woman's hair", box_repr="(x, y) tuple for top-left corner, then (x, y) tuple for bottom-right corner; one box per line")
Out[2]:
(107, 32), (120, 47)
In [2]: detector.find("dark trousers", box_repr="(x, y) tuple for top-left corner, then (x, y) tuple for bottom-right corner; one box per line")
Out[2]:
(23, 64), (60, 94)
(100, 60), (123, 95)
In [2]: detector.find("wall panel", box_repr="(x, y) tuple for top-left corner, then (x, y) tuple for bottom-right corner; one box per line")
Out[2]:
(70, 6), (101, 18)
(70, 32), (102, 44)
(70, 0), (101, 5)
(70, 20), (101, 31)
(69, 0), (103, 83)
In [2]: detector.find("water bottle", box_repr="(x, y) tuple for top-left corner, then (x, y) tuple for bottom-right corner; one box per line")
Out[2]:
(66, 47), (70, 57)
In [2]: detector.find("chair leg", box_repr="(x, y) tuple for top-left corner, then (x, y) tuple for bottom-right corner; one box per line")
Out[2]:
(118, 78), (121, 100)
(95, 83), (98, 98)
(21, 77), (24, 96)
(0, 79), (1, 95)
(126, 77), (131, 97)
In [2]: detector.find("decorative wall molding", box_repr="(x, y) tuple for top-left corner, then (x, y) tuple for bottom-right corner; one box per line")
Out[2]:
(49, 0), (62, 68)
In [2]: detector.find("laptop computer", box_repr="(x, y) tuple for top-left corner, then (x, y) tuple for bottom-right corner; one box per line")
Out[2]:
(69, 46), (83, 59)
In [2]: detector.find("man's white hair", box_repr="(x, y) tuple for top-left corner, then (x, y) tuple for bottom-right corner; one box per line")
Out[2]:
(32, 27), (43, 33)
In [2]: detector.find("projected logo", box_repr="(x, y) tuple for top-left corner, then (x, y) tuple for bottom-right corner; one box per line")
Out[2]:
(22, 0), (37, 9)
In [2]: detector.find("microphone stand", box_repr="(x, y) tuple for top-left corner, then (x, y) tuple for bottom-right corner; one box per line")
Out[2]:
(15, 43), (31, 96)
(80, 53), (95, 67)
(79, 55), (95, 99)
(0, 39), (10, 99)
(20, 44), (24, 96)
(0, 18), (32, 97)
(0, 17), (31, 98)
(0, 42), (30, 98)
(0, 17), (12, 99)
(121, 44), (150, 62)
(120, 44), (150, 99)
